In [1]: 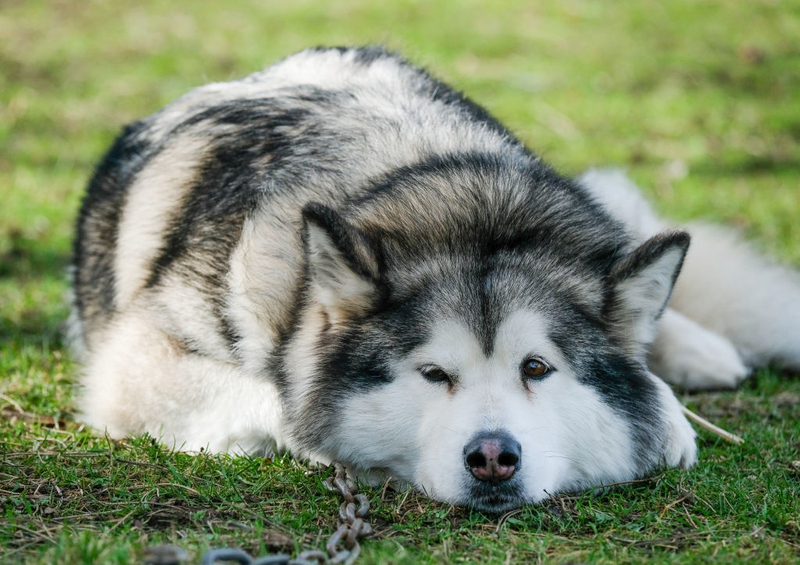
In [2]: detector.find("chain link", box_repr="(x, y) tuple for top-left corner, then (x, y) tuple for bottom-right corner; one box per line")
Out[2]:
(198, 547), (328, 565)
(144, 462), (373, 565)
(321, 463), (373, 565)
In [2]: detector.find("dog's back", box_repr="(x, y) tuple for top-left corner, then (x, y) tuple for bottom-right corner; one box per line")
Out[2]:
(71, 47), (525, 358)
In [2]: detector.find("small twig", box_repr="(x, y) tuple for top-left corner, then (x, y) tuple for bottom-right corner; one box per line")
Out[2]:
(720, 491), (735, 513)
(0, 405), (70, 429)
(681, 406), (744, 444)
(658, 495), (689, 520)
(154, 482), (202, 496)
(593, 477), (654, 489)
(223, 521), (255, 531)
(2, 540), (51, 560)
(395, 488), (411, 515)
(107, 509), (137, 534)
(3, 451), (108, 459)
(683, 505), (698, 528)
(496, 509), (523, 533)
(781, 537), (800, 550)
(379, 476), (394, 504)
(10, 523), (58, 543)
(0, 394), (24, 413)
(50, 509), (122, 521)
(688, 490), (715, 512)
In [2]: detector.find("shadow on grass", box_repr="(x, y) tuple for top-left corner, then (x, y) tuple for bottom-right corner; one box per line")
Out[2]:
(0, 231), (71, 347)
(0, 229), (71, 281)
(0, 312), (67, 348)
(690, 157), (800, 176)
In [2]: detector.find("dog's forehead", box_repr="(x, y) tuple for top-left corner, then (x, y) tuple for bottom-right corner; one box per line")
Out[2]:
(411, 309), (566, 369)
(395, 258), (605, 357)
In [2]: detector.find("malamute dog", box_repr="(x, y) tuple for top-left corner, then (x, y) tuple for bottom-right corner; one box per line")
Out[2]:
(71, 47), (800, 512)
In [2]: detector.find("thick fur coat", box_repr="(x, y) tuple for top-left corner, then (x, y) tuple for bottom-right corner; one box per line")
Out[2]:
(71, 47), (800, 511)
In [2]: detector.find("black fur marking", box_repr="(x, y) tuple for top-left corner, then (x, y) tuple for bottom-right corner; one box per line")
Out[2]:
(545, 301), (664, 471)
(72, 120), (154, 339)
(175, 99), (323, 173)
(353, 152), (623, 260)
(218, 309), (244, 352)
(286, 291), (434, 448)
(585, 353), (663, 469)
(302, 203), (383, 283)
(308, 45), (403, 67)
(354, 46), (523, 144)
(349, 152), (626, 354)
(141, 99), (339, 352)
(609, 231), (690, 287)
(423, 78), (526, 146)
(352, 46), (395, 65)
(309, 45), (350, 56)
(603, 231), (691, 348)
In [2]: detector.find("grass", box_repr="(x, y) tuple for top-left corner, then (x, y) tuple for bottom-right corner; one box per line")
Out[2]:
(1, 0), (800, 562)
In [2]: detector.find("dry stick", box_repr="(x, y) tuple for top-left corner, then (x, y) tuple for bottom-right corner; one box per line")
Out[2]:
(658, 494), (689, 520)
(107, 509), (138, 535)
(0, 394), (24, 413)
(681, 406), (744, 445)
(495, 509), (523, 534)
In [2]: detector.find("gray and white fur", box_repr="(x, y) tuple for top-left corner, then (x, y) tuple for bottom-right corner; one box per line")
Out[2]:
(70, 47), (800, 512)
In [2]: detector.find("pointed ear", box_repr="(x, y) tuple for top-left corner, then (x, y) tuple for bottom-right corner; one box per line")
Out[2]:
(607, 231), (690, 356)
(302, 203), (382, 319)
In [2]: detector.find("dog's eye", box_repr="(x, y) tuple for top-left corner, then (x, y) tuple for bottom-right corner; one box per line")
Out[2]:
(419, 365), (453, 385)
(521, 357), (551, 380)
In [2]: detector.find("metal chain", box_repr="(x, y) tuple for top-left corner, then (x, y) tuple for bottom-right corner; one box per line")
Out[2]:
(320, 462), (373, 565)
(144, 462), (373, 565)
(198, 548), (329, 565)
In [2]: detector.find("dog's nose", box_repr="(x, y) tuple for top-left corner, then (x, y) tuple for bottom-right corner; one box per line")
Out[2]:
(464, 430), (521, 484)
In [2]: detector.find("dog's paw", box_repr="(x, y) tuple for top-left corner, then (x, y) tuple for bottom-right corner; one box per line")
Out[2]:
(649, 374), (698, 469)
(649, 309), (750, 391)
(664, 401), (698, 469)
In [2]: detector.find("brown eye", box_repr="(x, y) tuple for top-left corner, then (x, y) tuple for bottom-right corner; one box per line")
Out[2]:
(521, 358), (551, 379)
(420, 366), (453, 384)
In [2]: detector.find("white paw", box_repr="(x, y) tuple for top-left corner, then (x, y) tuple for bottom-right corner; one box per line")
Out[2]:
(649, 374), (698, 469)
(649, 309), (750, 391)
(664, 404), (698, 469)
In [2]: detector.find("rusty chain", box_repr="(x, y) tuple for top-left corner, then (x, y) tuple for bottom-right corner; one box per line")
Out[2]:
(144, 462), (373, 565)
(320, 462), (373, 564)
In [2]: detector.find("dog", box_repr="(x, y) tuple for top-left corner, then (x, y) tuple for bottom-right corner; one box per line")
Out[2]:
(70, 47), (800, 512)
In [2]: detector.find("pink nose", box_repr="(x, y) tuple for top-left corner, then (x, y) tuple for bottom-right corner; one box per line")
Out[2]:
(464, 431), (521, 484)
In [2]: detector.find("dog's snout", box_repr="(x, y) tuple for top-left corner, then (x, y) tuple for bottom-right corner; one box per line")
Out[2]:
(464, 430), (521, 484)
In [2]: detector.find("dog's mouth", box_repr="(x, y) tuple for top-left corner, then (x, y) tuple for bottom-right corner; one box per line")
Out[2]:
(465, 481), (527, 513)
(469, 494), (523, 513)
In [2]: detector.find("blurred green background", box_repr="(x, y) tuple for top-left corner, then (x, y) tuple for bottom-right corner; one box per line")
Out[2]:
(3, 3), (799, 319)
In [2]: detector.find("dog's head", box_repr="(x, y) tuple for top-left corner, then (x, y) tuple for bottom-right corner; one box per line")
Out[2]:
(282, 162), (696, 512)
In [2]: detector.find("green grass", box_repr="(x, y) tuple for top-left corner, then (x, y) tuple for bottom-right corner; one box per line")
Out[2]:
(2, 0), (800, 563)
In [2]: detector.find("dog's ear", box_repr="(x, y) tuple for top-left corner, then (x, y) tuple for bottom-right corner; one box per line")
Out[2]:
(302, 203), (382, 320)
(607, 231), (690, 357)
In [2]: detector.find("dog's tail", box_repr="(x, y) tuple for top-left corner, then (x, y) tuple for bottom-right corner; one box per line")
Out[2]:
(670, 222), (800, 371)
(578, 168), (800, 373)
